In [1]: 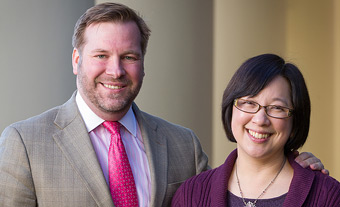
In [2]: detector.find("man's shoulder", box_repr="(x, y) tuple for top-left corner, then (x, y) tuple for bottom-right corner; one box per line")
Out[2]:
(4, 103), (60, 136)
(11, 105), (62, 128)
(138, 110), (194, 133)
(6, 94), (77, 132)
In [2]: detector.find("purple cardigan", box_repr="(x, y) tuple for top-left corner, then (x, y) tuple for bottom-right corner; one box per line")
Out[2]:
(172, 149), (340, 207)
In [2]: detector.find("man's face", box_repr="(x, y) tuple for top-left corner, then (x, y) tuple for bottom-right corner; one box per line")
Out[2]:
(72, 21), (144, 120)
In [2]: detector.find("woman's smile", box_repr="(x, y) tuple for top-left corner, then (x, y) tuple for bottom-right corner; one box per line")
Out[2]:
(231, 76), (293, 159)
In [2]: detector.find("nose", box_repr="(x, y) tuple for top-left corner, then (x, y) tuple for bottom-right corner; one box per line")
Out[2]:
(105, 57), (125, 79)
(251, 107), (271, 126)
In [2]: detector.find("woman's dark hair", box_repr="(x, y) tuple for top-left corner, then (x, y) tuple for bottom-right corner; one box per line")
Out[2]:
(221, 53), (311, 152)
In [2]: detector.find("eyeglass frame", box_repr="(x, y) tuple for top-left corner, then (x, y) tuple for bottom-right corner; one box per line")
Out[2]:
(233, 98), (294, 119)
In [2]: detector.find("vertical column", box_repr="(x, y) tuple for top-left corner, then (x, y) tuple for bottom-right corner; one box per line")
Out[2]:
(286, 0), (335, 178)
(333, 0), (340, 180)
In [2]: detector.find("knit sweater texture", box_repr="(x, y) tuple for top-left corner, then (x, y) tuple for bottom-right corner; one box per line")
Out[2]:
(172, 149), (340, 207)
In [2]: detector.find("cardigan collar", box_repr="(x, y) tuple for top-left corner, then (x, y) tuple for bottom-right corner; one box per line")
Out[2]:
(209, 149), (315, 206)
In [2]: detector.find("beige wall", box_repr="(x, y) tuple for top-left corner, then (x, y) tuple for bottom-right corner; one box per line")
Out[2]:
(285, 0), (338, 179)
(214, 0), (340, 180)
(212, 0), (287, 166)
(334, 0), (340, 181)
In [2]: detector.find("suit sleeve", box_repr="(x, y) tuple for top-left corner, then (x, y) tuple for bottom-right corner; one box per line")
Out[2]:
(0, 126), (37, 206)
(171, 132), (210, 207)
(171, 181), (186, 207)
(190, 130), (210, 174)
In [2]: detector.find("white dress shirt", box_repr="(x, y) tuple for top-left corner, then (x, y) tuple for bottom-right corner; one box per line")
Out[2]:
(76, 92), (151, 206)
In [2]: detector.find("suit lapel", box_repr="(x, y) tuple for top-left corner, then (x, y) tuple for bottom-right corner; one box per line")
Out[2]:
(133, 103), (168, 207)
(53, 93), (114, 207)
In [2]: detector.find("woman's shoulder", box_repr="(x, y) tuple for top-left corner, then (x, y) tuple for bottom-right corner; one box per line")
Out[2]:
(171, 150), (237, 206)
(304, 170), (340, 205)
(289, 156), (340, 205)
(171, 166), (224, 206)
(312, 170), (340, 194)
(178, 167), (220, 193)
(290, 153), (340, 193)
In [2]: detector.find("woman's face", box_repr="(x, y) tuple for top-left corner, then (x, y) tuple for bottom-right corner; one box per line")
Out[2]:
(231, 76), (293, 160)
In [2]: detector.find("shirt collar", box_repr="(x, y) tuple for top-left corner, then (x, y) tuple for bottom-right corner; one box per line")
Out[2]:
(76, 92), (137, 137)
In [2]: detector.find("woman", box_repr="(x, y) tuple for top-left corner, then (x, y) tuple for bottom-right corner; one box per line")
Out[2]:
(171, 54), (340, 206)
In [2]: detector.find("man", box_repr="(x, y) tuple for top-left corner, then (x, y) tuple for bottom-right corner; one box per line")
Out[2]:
(0, 3), (327, 207)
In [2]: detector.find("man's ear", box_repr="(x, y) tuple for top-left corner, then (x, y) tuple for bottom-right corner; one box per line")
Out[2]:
(72, 48), (80, 75)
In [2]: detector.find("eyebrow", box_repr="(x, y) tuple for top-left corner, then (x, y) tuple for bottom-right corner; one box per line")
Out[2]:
(122, 50), (141, 57)
(90, 49), (141, 56)
(271, 97), (291, 106)
(90, 49), (109, 53)
(246, 97), (291, 106)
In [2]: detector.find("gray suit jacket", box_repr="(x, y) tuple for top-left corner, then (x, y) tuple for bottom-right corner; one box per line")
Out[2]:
(0, 93), (208, 207)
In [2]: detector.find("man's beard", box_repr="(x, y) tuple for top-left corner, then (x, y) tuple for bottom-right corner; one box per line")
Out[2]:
(77, 68), (142, 114)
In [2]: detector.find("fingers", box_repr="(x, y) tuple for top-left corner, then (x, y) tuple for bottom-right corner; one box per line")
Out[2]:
(321, 169), (330, 175)
(294, 152), (326, 170)
(310, 163), (329, 175)
(309, 162), (325, 171)
(294, 151), (330, 175)
(294, 151), (314, 162)
(294, 152), (317, 168)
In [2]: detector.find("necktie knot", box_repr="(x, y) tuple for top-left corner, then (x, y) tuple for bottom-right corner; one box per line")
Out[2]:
(102, 121), (120, 135)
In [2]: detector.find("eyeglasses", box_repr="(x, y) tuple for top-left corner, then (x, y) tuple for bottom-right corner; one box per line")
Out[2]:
(234, 98), (293, 119)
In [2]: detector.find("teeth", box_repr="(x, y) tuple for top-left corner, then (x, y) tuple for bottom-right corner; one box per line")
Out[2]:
(248, 130), (269, 139)
(103, 84), (122, 89)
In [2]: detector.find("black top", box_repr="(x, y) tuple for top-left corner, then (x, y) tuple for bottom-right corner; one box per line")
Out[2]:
(227, 191), (287, 207)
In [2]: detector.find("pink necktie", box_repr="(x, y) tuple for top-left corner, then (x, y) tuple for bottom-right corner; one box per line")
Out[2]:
(102, 121), (138, 207)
